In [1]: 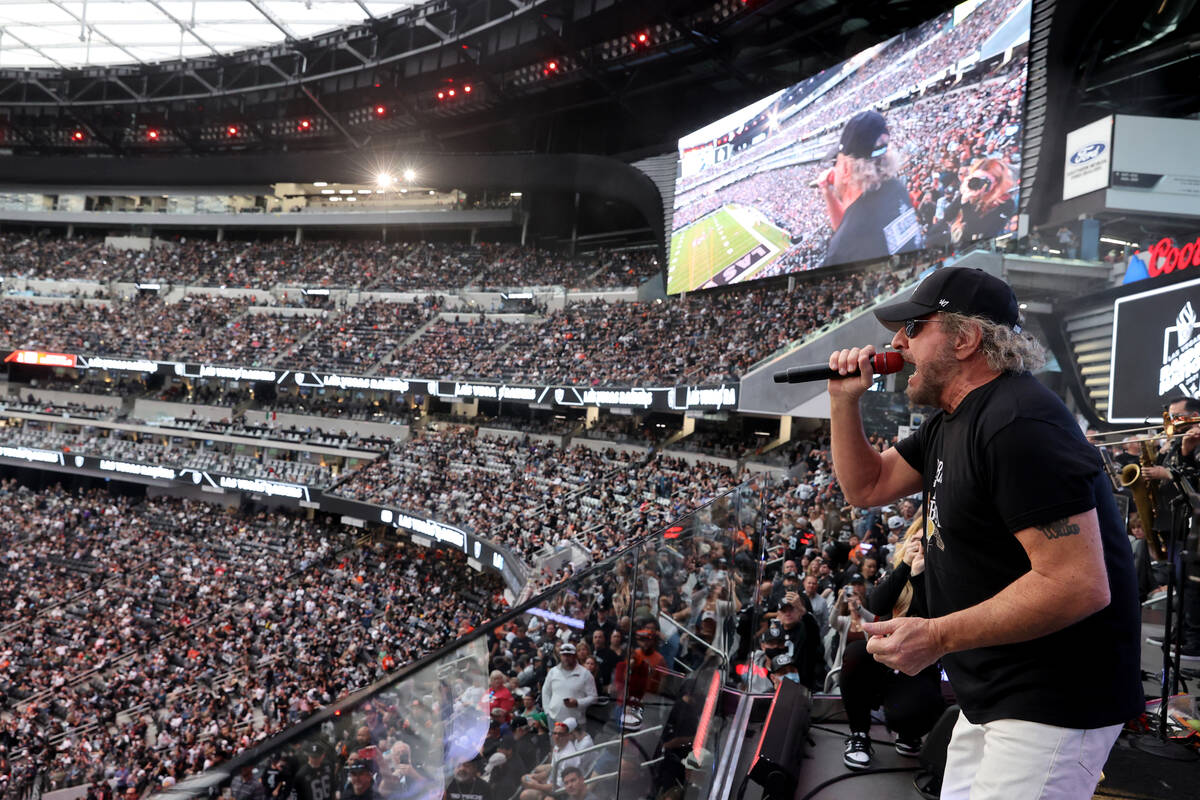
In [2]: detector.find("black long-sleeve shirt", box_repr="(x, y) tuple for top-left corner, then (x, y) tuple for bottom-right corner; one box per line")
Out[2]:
(865, 561), (928, 620)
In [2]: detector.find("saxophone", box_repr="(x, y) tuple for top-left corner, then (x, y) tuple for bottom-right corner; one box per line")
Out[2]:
(1120, 439), (1165, 561)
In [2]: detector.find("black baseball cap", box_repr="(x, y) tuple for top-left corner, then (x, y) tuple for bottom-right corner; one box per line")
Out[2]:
(347, 759), (373, 773)
(874, 267), (1020, 331)
(771, 653), (796, 672)
(838, 110), (889, 159)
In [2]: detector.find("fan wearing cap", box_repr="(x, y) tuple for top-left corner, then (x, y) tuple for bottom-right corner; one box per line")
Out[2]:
(341, 759), (378, 800)
(539, 642), (597, 730)
(446, 753), (492, 800)
(816, 109), (922, 268)
(518, 719), (580, 800)
(292, 742), (335, 800)
(824, 267), (1141, 799)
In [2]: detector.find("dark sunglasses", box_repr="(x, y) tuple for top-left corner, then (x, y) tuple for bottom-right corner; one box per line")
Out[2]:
(966, 173), (995, 191)
(903, 318), (938, 337)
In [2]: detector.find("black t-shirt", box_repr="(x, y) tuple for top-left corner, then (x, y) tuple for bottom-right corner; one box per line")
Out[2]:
(961, 196), (1016, 241)
(262, 765), (292, 800)
(294, 760), (336, 800)
(894, 372), (1142, 728)
(442, 776), (492, 800)
(822, 177), (922, 267)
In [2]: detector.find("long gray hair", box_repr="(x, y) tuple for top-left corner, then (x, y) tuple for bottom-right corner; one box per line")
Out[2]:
(939, 311), (1047, 373)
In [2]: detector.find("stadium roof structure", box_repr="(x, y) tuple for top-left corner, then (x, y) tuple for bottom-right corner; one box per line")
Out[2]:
(0, 0), (420, 68)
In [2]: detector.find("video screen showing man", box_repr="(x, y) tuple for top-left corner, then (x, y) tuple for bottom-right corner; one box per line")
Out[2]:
(818, 110), (923, 268)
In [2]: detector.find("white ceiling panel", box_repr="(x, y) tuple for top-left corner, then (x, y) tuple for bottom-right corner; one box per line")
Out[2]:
(0, 0), (423, 67)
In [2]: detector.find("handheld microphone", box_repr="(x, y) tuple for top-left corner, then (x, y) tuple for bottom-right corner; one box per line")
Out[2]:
(772, 351), (905, 384)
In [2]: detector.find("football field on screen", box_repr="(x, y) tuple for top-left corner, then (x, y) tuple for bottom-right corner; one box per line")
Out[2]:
(667, 204), (791, 294)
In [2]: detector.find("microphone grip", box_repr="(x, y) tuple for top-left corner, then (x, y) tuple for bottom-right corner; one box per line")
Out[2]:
(772, 352), (903, 384)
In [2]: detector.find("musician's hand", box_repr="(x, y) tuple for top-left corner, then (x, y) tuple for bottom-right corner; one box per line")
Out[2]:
(1182, 428), (1200, 456)
(1144, 465), (1172, 481)
(827, 345), (877, 401)
(863, 617), (946, 675)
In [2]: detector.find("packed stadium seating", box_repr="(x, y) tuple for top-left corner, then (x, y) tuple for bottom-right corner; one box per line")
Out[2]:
(0, 481), (504, 794)
(0, 235), (659, 290)
(1, 262), (910, 386)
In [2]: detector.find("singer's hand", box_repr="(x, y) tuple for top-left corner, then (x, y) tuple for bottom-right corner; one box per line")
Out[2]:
(827, 345), (877, 400)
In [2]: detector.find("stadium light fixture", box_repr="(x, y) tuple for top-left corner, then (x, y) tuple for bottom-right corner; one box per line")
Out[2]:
(298, 119), (312, 131)
(376, 173), (394, 188)
(313, 181), (328, 187)
(448, 89), (456, 97)
(357, 189), (372, 195)
(403, 168), (416, 182)
(338, 189), (353, 194)
(374, 105), (387, 116)
(146, 129), (160, 141)
(463, 84), (472, 93)
(637, 32), (648, 44)
(320, 189), (335, 194)
(226, 125), (239, 137)
(71, 130), (85, 141)
(437, 91), (445, 100)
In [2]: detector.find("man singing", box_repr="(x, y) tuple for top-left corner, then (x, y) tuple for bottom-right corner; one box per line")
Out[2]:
(825, 267), (1141, 799)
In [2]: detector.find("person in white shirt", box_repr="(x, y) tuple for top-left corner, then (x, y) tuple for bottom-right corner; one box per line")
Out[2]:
(540, 643), (597, 727)
(519, 719), (582, 800)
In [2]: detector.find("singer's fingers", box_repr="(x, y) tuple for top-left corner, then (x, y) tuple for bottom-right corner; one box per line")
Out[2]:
(837, 347), (863, 375)
(856, 345), (877, 379)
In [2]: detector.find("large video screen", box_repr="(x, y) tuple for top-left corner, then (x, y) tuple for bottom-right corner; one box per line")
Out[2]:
(667, 0), (1031, 293)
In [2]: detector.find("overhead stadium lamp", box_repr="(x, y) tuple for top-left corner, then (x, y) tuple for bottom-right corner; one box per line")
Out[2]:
(403, 169), (416, 182)
(376, 173), (394, 188)
(298, 119), (312, 131)
(374, 105), (387, 116)
(437, 91), (445, 100)
(463, 84), (472, 93)
(71, 130), (85, 141)
(146, 129), (160, 141)
(226, 125), (239, 137)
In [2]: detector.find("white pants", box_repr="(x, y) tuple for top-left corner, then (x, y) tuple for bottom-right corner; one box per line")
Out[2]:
(940, 711), (1122, 800)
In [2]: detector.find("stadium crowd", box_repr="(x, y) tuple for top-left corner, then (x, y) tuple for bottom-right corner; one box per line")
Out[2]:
(0, 235), (658, 291)
(0, 483), (504, 798)
(244, 425), (922, 800)
(328, 426), (738, 567)
(1, 421), (343, 487)
(1, 262), (908, 386)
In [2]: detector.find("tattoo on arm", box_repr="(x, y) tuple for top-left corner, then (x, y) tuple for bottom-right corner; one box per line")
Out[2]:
(1035, 519), (1081, 541)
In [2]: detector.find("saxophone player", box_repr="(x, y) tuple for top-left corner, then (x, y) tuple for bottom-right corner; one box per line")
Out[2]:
(1143, 396), (1200, 662)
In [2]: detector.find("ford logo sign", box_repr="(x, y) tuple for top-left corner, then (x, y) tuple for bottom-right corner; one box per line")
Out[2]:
(1069, 142), (1106, 165)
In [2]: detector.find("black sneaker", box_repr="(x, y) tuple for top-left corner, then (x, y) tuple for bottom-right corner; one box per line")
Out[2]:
(895, 735), (922, 757)
(843, 732), (873, 770)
